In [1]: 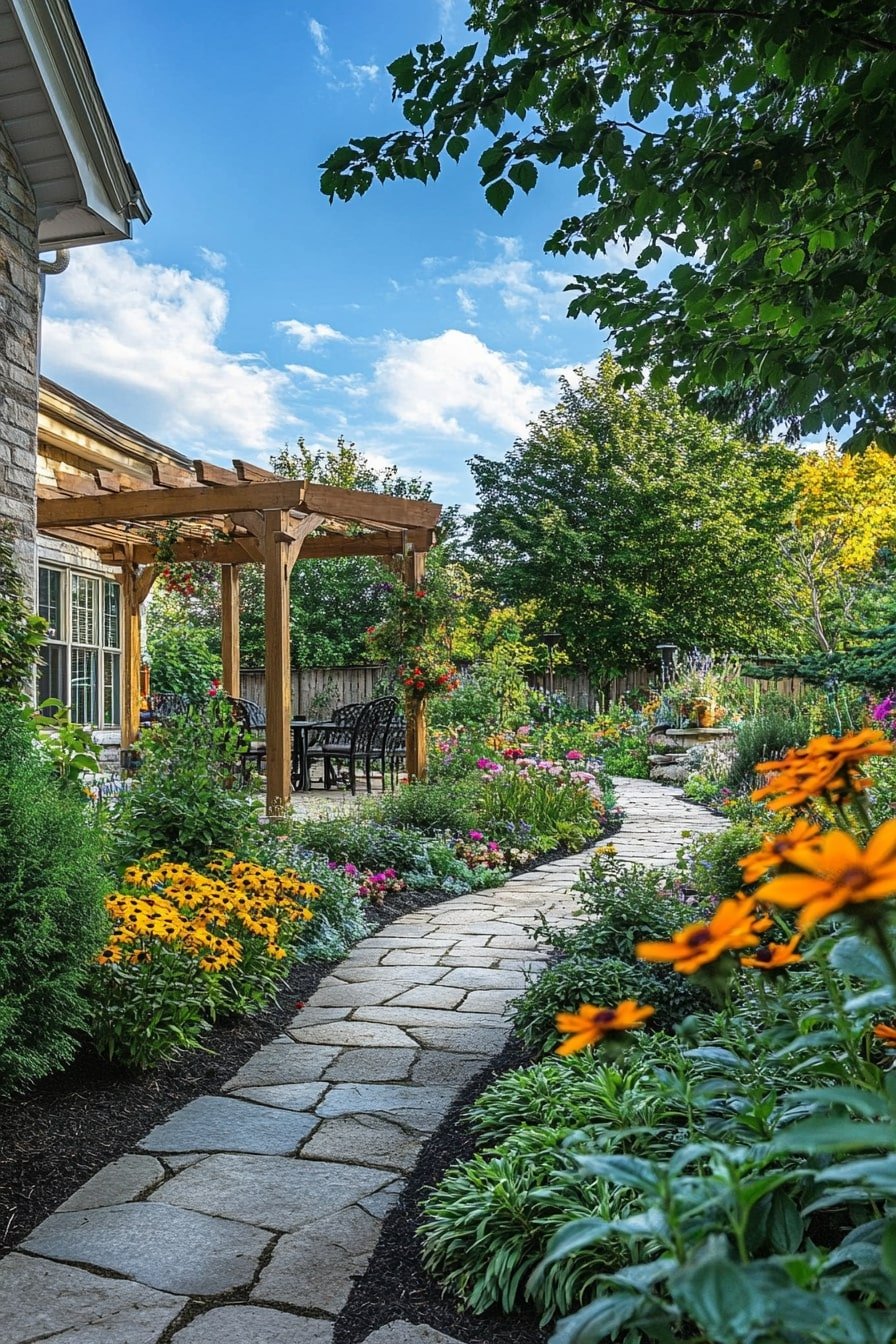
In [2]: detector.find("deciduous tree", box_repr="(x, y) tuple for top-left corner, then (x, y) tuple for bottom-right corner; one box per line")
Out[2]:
(322, 1), (896, 446)
(466, 355), (796, 677)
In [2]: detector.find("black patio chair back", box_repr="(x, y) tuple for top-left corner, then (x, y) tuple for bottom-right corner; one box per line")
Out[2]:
(382, 713), (407, 791)
(305, 701), (365, 790)
(147, 692), (190, 720)
(224, 696), (267, 781)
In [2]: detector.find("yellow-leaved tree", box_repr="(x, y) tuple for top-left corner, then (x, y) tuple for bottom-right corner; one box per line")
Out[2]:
(777, 443), (896, 651)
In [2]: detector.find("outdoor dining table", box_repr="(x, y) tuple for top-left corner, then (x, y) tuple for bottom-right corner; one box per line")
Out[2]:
(290, 718), (337, 791)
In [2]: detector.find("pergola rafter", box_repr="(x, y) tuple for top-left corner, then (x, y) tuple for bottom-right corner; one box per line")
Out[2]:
(35, 460), (441, 812)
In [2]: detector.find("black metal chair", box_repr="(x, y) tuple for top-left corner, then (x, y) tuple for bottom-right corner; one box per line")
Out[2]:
(305, 701), (365, 790)
(225, 696), (267, 782)
(318, 697), (399, 794)
(351, 697), (401, 795)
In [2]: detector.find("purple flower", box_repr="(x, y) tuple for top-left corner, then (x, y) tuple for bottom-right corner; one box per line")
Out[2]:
(344, 862), (359, 877)
(469, 830), (484, 841)
(487, 841), (500, 851)
(873, 695), (896, 721)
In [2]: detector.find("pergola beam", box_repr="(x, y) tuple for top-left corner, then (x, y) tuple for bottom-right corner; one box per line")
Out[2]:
(95, 529), (435, 566)
(37, 479), (307, 528)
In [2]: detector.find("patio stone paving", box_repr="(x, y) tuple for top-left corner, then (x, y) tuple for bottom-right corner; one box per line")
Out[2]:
(0, 778), (723, 1342)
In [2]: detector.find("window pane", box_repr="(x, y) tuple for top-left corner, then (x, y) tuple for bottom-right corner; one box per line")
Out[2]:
(103, 581), (121, 649)
(71, 648), (98, 725)
(38, 568), (63, 640)
(103, 652), (121, 726)
(37, 644), (67, 706)
(71, 575), (98, 647)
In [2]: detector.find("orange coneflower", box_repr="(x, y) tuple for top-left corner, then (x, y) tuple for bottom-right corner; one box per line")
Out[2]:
(636, 898), (771, 974)
(873, 1023), (896, 1047)
(760, 820), (896, 930)
(740, 935), (803, 970)
(555, 1000), (654, 1056)
(739, 819), (824, 885)
(752, 730), (892, 811)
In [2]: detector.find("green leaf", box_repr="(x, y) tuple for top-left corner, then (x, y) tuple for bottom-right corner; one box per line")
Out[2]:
(772, 1116), (896, 1154)
(671, 1259), (771, 1342)
(508, 160), (538, 193)
(830, 935), (890, 982)
(551, 1293), (644, 1344)
(780, 247), (805, 276)
(767, 1189), (804, 1254)
(485, 179), (514, 214)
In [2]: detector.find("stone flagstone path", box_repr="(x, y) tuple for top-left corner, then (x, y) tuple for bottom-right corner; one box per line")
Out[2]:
(0, 779), (723, 1344)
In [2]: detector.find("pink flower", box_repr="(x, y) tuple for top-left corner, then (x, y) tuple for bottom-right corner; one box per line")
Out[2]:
(566, 749), (583, 761)
(469, 830), (484, 841)
(516, 725), (532, 738)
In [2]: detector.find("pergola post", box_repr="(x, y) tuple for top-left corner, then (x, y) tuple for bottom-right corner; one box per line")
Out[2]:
(120, 564), (141, 750)
(119, 561), (157, 749)
(403, 548), (428, 781)
(221, 565), (241, 698)
(263, 510), (292, 814)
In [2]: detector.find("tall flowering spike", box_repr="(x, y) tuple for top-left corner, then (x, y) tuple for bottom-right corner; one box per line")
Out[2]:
(636, 897), (767, 973)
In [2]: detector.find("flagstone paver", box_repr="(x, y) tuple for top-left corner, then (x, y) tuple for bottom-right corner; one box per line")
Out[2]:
(1, 778), (723, 1342)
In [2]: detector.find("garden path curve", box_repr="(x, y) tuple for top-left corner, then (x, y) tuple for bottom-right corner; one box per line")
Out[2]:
(0, 779), (724, 1344)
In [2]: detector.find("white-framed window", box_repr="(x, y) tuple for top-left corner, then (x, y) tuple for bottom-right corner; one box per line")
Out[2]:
(37, 566), (122, 727)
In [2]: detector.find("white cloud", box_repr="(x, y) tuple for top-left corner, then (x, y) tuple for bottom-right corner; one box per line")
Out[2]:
(308, 18), (379, 91)
(198, 246), (226, 272)
(41, 246), (293, 454)
(434, 235), (575, 332)
(344, 60), (379, 88)
(287, 364), (369, 399)
(456, 287), (477, 322)
(277, 319), (349, 349)
(307, 17), (329, 57)
(374, 329), (544, 439)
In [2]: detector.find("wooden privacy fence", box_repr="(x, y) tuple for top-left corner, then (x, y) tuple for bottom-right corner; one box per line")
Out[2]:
(241, 663), (661, 715)
(240, 662), (809, 717)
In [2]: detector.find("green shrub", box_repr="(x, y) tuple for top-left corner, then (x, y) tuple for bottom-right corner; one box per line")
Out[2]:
(685, 820), (769, 901)
(146, 602), (221, 702)
(293, 815), (431, 872)
(512, 954), (711, 1049)
(420, 1131), (633, 1322)
(537, 853), (715, 962)
(727, 706), (811, 792)
(377, 777), (480, 834)
(109, 701), (263, 868)
(0, 704), (108, 1093)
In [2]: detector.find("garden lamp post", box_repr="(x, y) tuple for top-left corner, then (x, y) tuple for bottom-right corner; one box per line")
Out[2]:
(657, 642), (678, 687)
(543, 631), (562, 719)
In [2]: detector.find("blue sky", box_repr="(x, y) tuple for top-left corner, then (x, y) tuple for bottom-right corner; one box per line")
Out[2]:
(39, 0), (620, 508)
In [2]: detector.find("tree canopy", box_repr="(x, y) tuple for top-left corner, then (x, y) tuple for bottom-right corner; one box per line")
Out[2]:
(465, 355), (797, 678)
(321, 1), (896, 448)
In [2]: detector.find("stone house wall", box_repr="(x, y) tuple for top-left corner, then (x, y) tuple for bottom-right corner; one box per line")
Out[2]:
(0, 120), (40, 603)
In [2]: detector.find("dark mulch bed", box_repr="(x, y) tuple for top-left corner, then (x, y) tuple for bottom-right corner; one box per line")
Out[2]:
(336, 1032), (546, 1344)
(0, 823), (619, 1258)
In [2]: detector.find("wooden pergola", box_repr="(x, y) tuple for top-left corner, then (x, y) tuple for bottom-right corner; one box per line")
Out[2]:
(36, 456), (441, 812)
